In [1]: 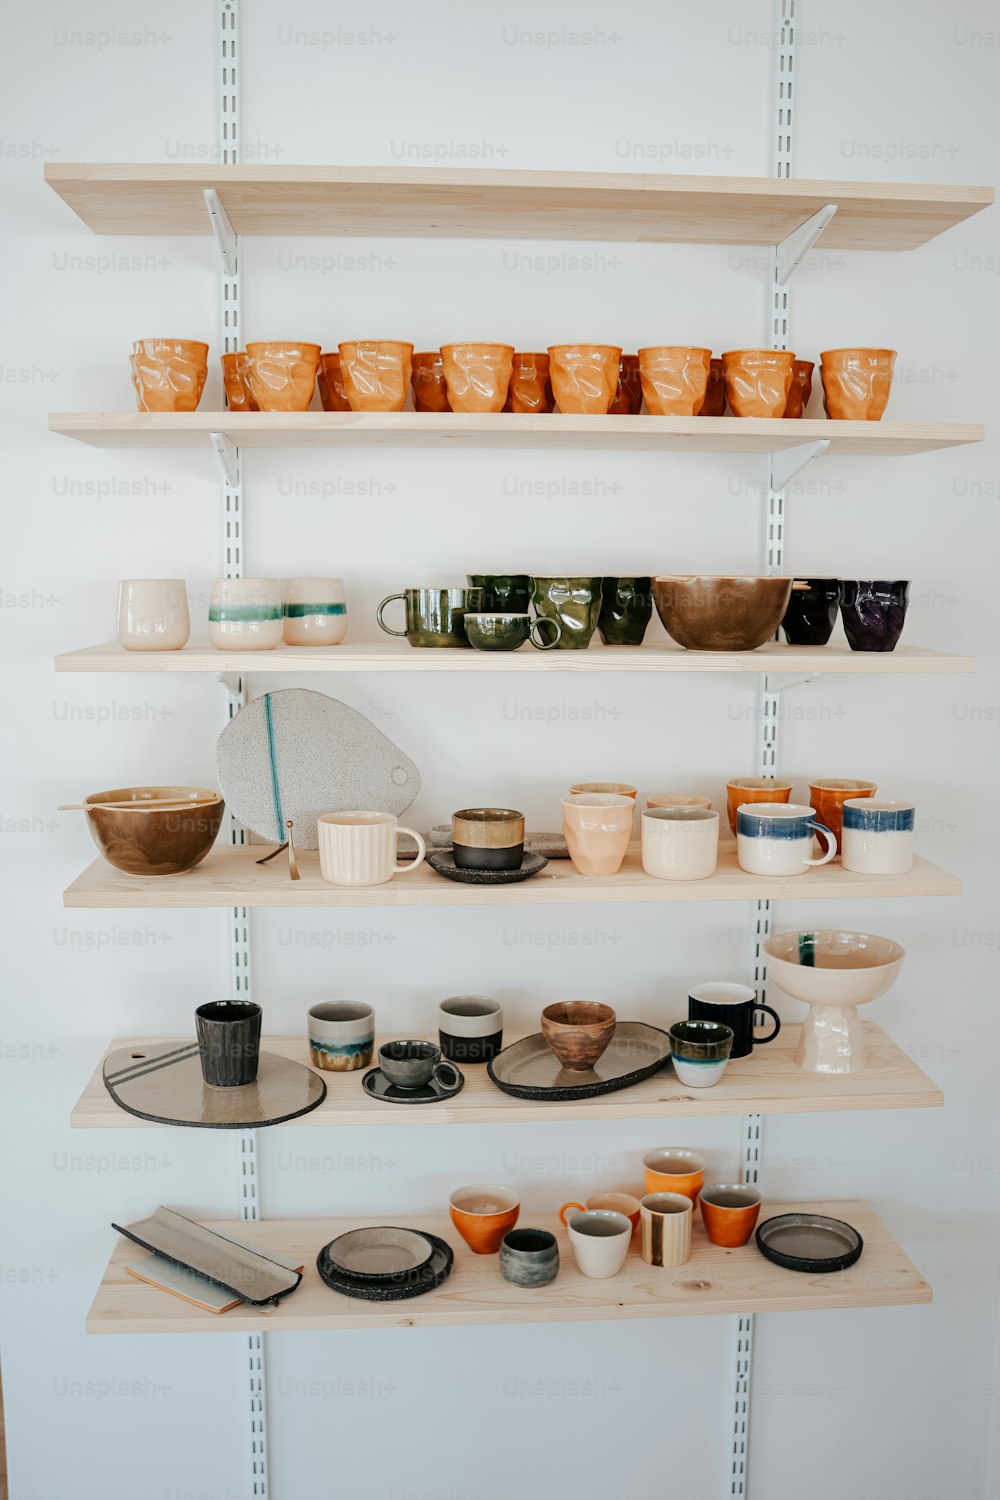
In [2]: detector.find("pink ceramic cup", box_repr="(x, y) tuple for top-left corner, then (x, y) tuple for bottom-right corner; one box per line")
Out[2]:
(561, 793), (634, 877)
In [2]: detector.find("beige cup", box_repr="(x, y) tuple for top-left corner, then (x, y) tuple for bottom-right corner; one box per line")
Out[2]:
(569, 783), (637, 800)
(646, 793), (712, 811)
(562, 793), (634, 876)
(640, 1192), (693, 1267)
(317, 812), (426, 886)
(282, 578), (347, 647)
(641, 807), (719, 881)
(117, 579), (190, 652)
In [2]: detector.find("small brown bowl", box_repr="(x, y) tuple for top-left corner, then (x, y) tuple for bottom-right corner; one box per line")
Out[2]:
(652, 575), (793, 652)
(83, 786), (225, 876)
(540, 1002), (617, 1071)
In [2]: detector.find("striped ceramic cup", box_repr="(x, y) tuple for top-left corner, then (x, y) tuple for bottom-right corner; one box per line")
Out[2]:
(282, 578), (347, 647)
(841, 798), (915, 874)
(640, 1192), (692, 1268)
(209, 578), (283, 650)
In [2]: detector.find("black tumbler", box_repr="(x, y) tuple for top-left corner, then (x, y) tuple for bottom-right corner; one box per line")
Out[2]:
(196, 1001), (262, 1087)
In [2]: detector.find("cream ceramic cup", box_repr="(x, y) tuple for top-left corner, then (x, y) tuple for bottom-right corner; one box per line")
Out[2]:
(640, 1192), (693, 1267)
(282, 578), (347, 647)
(564, 1209), (632, 1279)
(841, 798), (915, 874)
(736, 802), (836, 876)
(117, 579), (190, 651)
(317, 812), (427, 886)
(641, 806), (719, 881)
(209, 578), (283, 650)
(646, 793), (712, 811)
(562, 793), (634, 876)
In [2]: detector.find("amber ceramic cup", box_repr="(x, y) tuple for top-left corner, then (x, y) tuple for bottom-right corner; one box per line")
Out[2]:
(638, 346), (712, 416)
(559, 1193), (641, 1231)
(411, 351), (451, 412)
(783, 359), (814, 418)
(221, 352), (258, 412)
(643, 1149), (706, 1203)
(440, 343), (514, 412)
(540, 1001), (617, 1071)
(317, 352), (352, 412)
(698, 357), (726, 416)
(820, 348), (896, 420)
(808, 780), (878, 851)
(640, 1192), (693, 1267)
(548, 344), (622, 414)
(130, 339), (209, 413)
(722, 349), (795, 418)
(726, 778), (793, 837)
(449, 1184), (520, 1254)
(246, 342), (320, 412)
(338, 340), (413, 412)
(699, 1184), (762, 1247)
(562, 793), (633, 877)
(608, 354), (643, 415)
(505, 352), (552, 413)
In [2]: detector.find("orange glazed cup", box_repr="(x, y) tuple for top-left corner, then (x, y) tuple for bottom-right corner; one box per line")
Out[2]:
(808, 779), (878, 851)
(548, 344), (622, 414)
(449, 1184), (520, 1254)
(722, 349), (795, 418)
(608, 354), (643, 415)
(130, 339), (209, 413)
(698, 357), (726, 416)
(221, 351), (258, 412)
(411, 351), (451, 412)
(699, 1183), (762, 1247)
(783, 359), (815, 419)
(338, 340), (413, 412)
(643, 1149), (706, 1204)
(245, 342), (321, 412)
(440, 343), (514, 412)
(638, 346), (712, 416)
(505, 352), (552, 413)
(726, 778), (793, 837)
(820, 348), (896, 420)
(317, 352), (352, 412)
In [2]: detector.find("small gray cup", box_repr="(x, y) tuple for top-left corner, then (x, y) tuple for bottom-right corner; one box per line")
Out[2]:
(499, 1228), (559, 1287)
(378, 1040), (458, 1091)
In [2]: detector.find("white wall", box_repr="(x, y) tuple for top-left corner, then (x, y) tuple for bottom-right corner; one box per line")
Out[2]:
(2, 2), (998, 1497)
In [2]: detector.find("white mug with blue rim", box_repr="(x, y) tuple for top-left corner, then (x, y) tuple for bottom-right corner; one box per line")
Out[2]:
(736, 802), (836, 876)
(841, 798), (914, 874)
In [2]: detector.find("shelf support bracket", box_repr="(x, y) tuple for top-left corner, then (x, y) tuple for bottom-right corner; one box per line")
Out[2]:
(204, 187), (238, 276)
(763, 671), (819, 694)
(773, 203), (838, 285)
(769, 439), (830, 496)
(210, 431), (240, 489)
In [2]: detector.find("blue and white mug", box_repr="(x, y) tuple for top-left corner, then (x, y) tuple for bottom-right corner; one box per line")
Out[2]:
(736, 802), (836, 876)
(308, 1001), (375, 1072)
(841, 798), (914, 874)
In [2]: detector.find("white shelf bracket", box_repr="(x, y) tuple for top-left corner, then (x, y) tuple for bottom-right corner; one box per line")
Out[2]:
(773, 203), (838, 285)
(769, 439), (830, 495)
(204, 187), (239, 276)
(764, 672), (820, 695)
(210, 431), (240, 489)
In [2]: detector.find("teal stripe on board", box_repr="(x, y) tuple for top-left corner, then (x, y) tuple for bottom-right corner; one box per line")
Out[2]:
(263, 692), (286, 842)
(283, 602), (346, 618)
(208, 604), (282, 622)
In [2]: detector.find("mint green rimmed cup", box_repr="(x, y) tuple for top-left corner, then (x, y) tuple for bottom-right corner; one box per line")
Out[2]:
(282, 577), (347, 646)
(209, 578), (283, 651)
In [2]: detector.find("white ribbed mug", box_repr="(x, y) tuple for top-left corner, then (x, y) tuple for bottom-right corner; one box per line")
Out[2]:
(317, 812), (426, 887)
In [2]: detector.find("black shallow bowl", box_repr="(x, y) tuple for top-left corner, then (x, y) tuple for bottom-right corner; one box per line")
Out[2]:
(755, 1212), (863, 1272)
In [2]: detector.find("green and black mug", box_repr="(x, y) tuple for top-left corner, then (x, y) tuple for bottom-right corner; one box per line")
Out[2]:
(599, 576), (652, 646)
(376, 587), (484, 648)
(466, 574), (532, 615)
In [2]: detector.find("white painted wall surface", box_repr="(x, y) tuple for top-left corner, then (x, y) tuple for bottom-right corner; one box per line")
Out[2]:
(1, 2), (998, 1497)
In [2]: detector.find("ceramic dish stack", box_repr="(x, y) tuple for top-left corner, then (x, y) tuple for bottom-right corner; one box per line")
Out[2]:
(316, 1226), (454, 1301)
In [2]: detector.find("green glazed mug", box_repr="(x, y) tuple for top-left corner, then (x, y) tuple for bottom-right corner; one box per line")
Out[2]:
(376, 587), (484, 648)
(530, 576), (603, 649)
(466, 574), (532, 615)
(598, 576), (653, 646)
(464, 612), (562, 652)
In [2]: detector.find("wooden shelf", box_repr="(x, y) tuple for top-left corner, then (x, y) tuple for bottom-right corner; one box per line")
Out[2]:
(48, 412), (984, 456)
(62, 845), (960, 910)
(54, 639), (972, 676)
(72, 1024), (942, 1131)
(87, 1201), (930, 1334)
(45, 164), (992, 249)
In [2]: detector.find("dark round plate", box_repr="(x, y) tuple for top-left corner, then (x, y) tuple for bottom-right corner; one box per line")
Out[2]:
(324, 1226), (435, 1282)
(361, 1065), (465, 1105)
(427, 850), (548, 885)
(487, 1022), (672, 1101)
(755, 1213), (863, 1273)
(317, 1230), (454, 1301)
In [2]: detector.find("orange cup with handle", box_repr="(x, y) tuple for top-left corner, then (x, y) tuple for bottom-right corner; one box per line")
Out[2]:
(643, 1148), (706, 1203)
(560, 1192), (641, 1232)
(449, 1184), (520, 1254)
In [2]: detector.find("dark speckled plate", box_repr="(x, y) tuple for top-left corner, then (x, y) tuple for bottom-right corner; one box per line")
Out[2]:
(427, 850), (548, 885)
(361, 1065), (465, 1105)
(755, 1213), (863, 1273)
(317, 1230), (453, 1301)
(488, 1023), (672, 1101)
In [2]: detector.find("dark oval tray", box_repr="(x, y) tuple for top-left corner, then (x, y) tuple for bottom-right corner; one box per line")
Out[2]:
(755, 1212), (863, 1273)
(487, 1022), (672, 1101)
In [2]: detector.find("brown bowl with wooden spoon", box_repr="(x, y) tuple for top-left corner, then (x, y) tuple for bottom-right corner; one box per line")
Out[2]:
(65, 786), (225, 876)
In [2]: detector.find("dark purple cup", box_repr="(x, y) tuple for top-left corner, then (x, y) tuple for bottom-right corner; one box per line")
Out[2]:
(839, 580), (909, 653)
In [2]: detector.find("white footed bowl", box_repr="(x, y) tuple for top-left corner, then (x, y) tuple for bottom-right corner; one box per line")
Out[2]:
(764, 930), (905, 1074)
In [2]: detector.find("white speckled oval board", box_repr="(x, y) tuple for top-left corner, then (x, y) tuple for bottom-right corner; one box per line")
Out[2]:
(216, 689), (421, 849)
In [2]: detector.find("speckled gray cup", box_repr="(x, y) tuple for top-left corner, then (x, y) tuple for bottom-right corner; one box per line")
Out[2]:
(499, 1228), (559, 1287)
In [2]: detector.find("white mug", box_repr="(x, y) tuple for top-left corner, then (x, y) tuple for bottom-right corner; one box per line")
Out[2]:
(565, 1209), (632, 1279)
(209, 578), (283, 651)
(317, 812), (426, 887)
(641, 806), (719, 880)
(282, 577), (347, 647)
(736, 802), (836, 876)
(841, 798), (914, 874)
(117, 579), (190, 651)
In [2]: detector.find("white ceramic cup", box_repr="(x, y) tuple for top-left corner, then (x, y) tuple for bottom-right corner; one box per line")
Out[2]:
(841, 798), (915, 874)
(736, 802), (836, 876)
(641, 806), (719, 880)
(209, 578), (283, 651)
(317, 811), (426, 886)
(639, 1192), (693, 1268)
(565, 1209), (632, 1279)
(282, 577), (347, 647)
(307, 1001), (375, 1072)
(117, 579), (190, 651)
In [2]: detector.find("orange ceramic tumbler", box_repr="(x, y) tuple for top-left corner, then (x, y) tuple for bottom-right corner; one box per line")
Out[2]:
(505, 352), (552, 413)
(722, 349), (795, 418)
(449, 1184), (520, 1254)
(339, 340), (413, 412)
(440, 343), (514, 412)
(726, 778), (793, 837)
(699, 1183), (762, 1247)
(317, 352), (352, 412)
(246, 342), (321, 412)
(548, 344), (622, 414)
(130, 339), (209, 413)
(221, 351), (258, 412)
(643, 1149), (706, 1204)
(638, 346), (712, 416)
(411, 351), (451, 412)
(820, 348), (896, 420)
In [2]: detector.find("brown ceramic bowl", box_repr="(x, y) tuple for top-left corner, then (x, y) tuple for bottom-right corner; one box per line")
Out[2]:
(652, 576), (793, 652)
(540, 1001), (617, 1071)
(83, 786), (225, 877)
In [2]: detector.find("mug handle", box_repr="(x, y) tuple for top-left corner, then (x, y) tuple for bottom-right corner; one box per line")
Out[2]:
(805, 820), (837, 866)
(559, 1201), (585, 1227)
(529, 616), (562, 650)
(753, 1004), (781, 1044)
(393, 827), (427, 875)
(376, 593), (407, 637)
(433, 1061), (460, 1090)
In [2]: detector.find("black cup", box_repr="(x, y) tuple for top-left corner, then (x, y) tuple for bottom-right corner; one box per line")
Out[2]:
(780, 578), (840, 646)
(687, 986), (780, 1061)
(438, 996), (504, 1063)
(839, 580), (910, 652)
(196, 1000), (262, 1088)
(379, 1040), (458, 1091)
